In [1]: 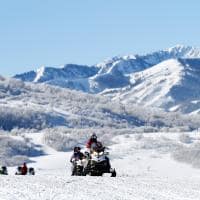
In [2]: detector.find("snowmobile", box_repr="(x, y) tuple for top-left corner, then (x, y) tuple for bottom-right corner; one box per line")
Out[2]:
(71, 158), (87, 176)
(15, 166), (22, 175)
(83, 149), (116, 177)
(0, 166), (8, 175)
(28, 167), (35, 175)
(15, 166), (35, 175)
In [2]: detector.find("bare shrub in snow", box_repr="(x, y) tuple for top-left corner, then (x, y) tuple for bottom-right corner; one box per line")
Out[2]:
(0, 135), (43, 166)
(43, 127), (138, 151)
(0, 77), (200, 132)
(0, 106), (66, 131)
(43, 127), (89, 151)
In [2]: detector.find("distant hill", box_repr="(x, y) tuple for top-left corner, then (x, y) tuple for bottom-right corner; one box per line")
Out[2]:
(0, 76), (199, 131)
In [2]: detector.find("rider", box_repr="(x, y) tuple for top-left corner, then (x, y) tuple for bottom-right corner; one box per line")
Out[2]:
(70, 147), (84, 163)
(86, 133), (111, 169)
(70, 146), (85, 175)
(21, 163), (28, 175)
(86, 133), (104, 153)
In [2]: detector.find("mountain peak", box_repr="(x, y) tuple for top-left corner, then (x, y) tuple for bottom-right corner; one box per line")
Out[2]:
(166, 45), (200, 58)
(168, 44), (190, 51)
(14, 45), (200, 96)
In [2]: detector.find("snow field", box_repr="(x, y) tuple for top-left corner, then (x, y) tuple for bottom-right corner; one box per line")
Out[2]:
(1, 132), (200, 199)
(1, 175), (200, 200)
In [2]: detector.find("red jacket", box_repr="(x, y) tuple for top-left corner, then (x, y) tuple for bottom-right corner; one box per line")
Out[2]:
(21, 165), (27, 175)
(86, 139), (103, 151)
(86, 139), (93, 149)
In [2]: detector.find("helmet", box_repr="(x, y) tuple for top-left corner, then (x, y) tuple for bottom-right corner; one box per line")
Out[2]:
(90, 133), (97, 142)
(17, 166), (22, 172)
(2, 166), (7, 171)
(74, 146), (81, 152)
(91, 133), (97, 140)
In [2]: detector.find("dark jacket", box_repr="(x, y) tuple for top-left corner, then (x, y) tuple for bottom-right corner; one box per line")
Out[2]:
(70, 152), (84, 163)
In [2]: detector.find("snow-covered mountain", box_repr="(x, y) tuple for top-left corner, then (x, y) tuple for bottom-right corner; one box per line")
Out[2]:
(14, 64), (99, 92)
(96, 45), (200, 74)
(14, 45), (200, 91)
(13, 45), (200, 114)
(107, 58), (200, 114)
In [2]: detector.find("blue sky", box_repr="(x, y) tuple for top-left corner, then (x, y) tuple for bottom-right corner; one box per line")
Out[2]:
(0, 0), (200, 76)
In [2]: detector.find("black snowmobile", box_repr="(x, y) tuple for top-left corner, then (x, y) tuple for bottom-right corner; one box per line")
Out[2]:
(0, 166), (8, 175)
(28, 167), (35, 175)
(83, 148), (116, 177)
(15, 166), (35, 175)
(15, 166), (22, 175)
(71, 159), (85, 176)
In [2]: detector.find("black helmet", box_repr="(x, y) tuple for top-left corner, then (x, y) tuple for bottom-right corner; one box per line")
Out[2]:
(74, 146), (81, 152)
(91, 133), (97, 140)
(17, 166), (22, 172)
(2, 166), (7, 171)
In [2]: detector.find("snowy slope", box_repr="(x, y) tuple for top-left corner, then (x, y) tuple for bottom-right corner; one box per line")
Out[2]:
(1, 132), (200, 200)
(109, 58), (200, 113)
(1, 75), (200, 168)
(105, 58), (182, 104)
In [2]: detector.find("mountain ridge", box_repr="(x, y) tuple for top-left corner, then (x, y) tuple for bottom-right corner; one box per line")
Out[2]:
(13, 45), (200, 114)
